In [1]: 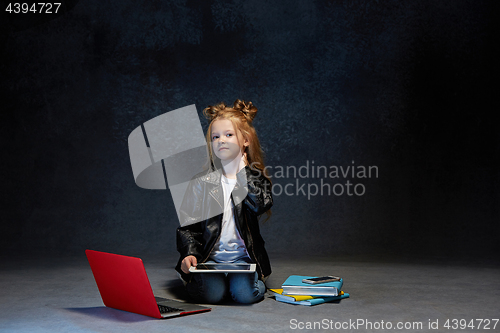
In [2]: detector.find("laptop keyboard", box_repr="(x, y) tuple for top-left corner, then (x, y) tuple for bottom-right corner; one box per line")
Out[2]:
(158, 304), (183, 313)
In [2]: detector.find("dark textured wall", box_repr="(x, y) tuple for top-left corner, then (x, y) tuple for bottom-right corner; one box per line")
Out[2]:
(1, 0), (498, 261)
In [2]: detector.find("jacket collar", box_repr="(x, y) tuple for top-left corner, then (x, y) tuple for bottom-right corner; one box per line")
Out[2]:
(201, 167), (242, 209)
(200, 168), (223, 209)
(201, 168), (221, 185)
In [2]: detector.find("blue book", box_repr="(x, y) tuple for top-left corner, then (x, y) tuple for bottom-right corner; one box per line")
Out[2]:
(281, 275), (343, 296)
(275, 292), (350, 306)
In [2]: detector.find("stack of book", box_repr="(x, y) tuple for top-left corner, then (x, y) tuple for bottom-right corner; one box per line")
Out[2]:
(270, 275), (349, 306)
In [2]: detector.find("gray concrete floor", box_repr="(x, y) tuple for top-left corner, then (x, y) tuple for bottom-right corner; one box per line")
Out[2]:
(1, 253), (499, 333)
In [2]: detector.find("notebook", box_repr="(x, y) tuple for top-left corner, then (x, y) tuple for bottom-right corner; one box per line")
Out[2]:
(281, 275), (343, 296)
(85, 249), (211, 319)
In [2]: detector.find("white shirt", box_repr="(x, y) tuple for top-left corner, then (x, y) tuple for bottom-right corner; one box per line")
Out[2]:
(209, 174), (250, 262)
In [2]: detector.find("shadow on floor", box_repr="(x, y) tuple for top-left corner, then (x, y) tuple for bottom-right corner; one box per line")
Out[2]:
(64, 307), (153, 322)
(162, 278), (190, 300)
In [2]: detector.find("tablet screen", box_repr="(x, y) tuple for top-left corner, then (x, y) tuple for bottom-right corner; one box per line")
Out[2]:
(195, 263), (253, 271)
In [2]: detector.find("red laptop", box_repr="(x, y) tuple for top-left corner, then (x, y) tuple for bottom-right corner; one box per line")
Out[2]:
(86, 250), (211, 319)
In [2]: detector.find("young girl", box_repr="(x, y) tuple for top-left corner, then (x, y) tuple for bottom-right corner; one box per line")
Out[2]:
(175, 99), (273, 304)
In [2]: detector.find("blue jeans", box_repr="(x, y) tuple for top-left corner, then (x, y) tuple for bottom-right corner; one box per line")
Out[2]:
(185, 270), (266, 304)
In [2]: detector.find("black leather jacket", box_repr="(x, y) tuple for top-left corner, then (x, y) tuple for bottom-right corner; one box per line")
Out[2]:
(175, 165), (273, 281)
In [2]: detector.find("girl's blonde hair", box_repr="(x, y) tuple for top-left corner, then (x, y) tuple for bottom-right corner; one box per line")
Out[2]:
(203, 99), (272, 219)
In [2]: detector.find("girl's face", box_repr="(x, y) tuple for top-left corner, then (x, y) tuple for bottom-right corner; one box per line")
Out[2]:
(210, 119), (248, 162)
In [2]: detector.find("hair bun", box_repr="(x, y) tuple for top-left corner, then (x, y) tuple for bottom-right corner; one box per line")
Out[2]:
(203, 99), (258, 122)
(203, 102), (228, 121)
(233, 99), (257, 121)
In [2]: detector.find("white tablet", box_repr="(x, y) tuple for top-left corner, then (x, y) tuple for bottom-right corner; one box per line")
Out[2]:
(189, 263), (256, 273)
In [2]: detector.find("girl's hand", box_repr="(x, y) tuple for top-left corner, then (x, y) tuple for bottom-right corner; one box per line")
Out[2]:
(181, 255), (197, 274)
